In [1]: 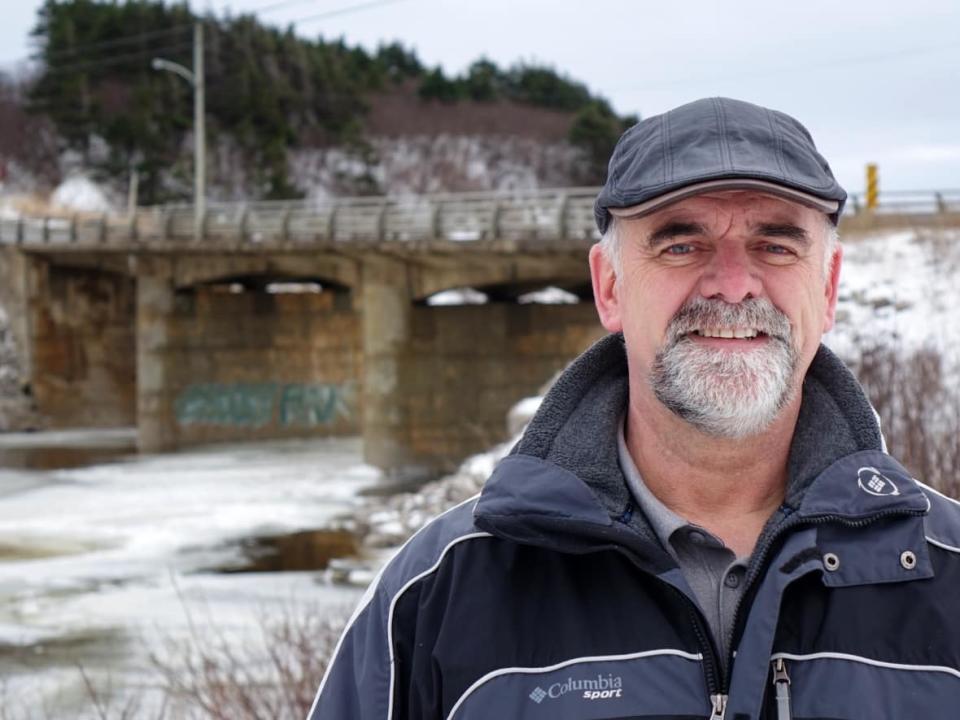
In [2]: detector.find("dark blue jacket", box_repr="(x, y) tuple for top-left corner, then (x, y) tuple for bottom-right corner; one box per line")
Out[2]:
(310, 334), (960, 719)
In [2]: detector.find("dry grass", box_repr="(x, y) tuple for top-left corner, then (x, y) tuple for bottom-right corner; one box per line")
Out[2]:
(0, 602), (346, 720)
(849, 343), (960, 497)
(148, 603), (345, 720)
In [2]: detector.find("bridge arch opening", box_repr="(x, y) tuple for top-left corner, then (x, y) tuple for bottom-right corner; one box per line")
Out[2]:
(418, 279), (592, 306)
(178, 273), (354, 312)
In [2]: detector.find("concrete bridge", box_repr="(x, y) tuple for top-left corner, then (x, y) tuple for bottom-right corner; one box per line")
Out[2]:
(2, 187), (958, 475)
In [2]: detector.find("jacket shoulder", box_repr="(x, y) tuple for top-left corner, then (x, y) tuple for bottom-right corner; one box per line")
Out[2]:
(307, 496), (493, 719)
(918, 480), (960, 555)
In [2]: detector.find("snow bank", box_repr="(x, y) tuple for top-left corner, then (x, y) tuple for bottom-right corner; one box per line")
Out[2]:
(50, 174), (113, 214)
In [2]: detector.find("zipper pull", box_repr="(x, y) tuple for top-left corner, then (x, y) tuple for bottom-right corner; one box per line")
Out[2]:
(772, 658), (792, 720)
(709, 693), (727, 720)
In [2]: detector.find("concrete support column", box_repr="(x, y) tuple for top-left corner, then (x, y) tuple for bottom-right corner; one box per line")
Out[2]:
(137, 273), (176, 452)
(0, 249), (40, 429)
(360, 257), (416, 475)
(5, 250), (37, 389)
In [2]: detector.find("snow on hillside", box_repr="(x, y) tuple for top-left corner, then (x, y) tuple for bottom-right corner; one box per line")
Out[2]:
(291, 135), (586, 200)
(829, 228), (960, 364)
(49, 174), (114, 214)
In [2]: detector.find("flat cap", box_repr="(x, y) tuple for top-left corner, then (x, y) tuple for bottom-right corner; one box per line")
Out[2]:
(594, 97), (846, 234)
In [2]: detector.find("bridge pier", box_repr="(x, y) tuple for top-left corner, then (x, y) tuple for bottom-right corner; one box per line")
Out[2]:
(136, 273), (177, 453)
(360, 257), (420, 475)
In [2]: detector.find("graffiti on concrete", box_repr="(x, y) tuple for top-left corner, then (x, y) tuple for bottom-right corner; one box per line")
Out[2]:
(175, 382), (353, 428)
(278, 383), (353, 427)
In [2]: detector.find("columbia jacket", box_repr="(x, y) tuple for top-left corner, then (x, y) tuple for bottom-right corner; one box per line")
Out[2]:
(310, 334), (960, 719)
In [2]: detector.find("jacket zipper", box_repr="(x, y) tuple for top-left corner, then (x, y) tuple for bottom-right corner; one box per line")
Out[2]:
(772, 657), (791, 720)
(723, 506), (927, 705)
(609, 541), (726, 715)
(709, 693), (728, 720)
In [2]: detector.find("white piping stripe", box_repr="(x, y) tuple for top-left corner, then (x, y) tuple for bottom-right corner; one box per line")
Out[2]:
(914, 479), (960, 510)
(926, 536), (960, 555)
(387, 531), (494, 720)
(307, 494), (483, 719)
(446, 649), (704, 720)
(772, 651), (960, 680)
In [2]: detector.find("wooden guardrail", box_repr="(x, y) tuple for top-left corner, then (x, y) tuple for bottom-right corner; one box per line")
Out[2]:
(1, 188), (957, 250)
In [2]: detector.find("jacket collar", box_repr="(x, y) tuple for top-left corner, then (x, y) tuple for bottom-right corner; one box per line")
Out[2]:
(475, 333), (924, 565)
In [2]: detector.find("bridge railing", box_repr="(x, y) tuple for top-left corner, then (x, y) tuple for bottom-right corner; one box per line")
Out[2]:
(845, 190), (960, 215)
(1, 187), (958, 250)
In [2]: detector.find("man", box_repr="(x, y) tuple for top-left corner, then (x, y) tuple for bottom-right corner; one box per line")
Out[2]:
(310, 98), (960, 719)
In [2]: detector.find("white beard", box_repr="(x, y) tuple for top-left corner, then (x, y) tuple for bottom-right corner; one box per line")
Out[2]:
(649, 297), (799, 439)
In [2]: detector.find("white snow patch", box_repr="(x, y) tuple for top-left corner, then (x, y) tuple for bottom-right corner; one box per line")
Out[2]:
(507, 396), (544, 436)
(426, 287), (489, 305)
(50, 174), (113, 214)
(826, 229), (960, 367)
(517, 286), (580, 304)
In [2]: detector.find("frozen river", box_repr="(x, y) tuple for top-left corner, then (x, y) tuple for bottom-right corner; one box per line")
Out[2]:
(0, 434), (384, 718)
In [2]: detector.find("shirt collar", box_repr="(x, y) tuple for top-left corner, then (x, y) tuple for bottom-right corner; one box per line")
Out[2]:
(617, 417), (690, 555)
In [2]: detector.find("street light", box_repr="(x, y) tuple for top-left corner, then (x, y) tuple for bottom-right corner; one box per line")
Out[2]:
(152, 22), (205, 241)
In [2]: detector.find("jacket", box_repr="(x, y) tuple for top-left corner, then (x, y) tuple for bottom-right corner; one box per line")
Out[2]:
(310, 333), (960, 719)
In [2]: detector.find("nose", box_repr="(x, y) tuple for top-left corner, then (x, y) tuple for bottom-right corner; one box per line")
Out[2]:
(698, 243), (763, 303)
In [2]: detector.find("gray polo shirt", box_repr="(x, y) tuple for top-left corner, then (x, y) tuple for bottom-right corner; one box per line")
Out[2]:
(617, 423), (749, 661)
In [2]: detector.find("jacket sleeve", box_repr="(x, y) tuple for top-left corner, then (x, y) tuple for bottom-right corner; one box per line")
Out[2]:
(307, 582), (396, 720)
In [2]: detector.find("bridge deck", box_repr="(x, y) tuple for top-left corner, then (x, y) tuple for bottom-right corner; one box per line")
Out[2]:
(2, 187), (959, 253)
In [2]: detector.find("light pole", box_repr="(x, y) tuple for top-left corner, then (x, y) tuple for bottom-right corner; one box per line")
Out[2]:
(152, 21), (205, 241)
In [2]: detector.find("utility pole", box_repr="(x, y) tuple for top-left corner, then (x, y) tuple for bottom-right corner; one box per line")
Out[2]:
(193, 21), (205, 241)
(152, 21), (205, 241)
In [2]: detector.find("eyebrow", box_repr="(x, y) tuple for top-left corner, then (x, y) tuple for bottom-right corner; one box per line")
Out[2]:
(751, 223), (811, 244)
(647, 221), (708, 248)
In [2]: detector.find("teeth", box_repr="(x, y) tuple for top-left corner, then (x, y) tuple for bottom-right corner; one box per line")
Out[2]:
(695, 328), (759, 339)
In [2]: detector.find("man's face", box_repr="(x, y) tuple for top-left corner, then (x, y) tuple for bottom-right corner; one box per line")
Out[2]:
(589, 190), (842, 438)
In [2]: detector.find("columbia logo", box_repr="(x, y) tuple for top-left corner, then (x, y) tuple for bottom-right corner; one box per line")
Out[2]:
(857, 466), (900, 497)
(529, 687), (547, 704)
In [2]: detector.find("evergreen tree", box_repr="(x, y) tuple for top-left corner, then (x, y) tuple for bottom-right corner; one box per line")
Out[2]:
(24, 0), (635, 201)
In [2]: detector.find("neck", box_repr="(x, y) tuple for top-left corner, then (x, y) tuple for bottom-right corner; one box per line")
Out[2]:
(624, 382), (801, 557)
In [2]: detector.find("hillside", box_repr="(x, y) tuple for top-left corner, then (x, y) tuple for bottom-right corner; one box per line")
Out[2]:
(0, 0), (633, 206)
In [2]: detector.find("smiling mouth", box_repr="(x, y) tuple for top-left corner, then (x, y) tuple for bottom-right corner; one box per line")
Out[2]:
(690, 328), (766, 340)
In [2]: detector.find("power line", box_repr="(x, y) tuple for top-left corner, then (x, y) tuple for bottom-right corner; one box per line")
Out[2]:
(39, 25), (193, 62)
(40, 42), (194, 77)
(229, 0), (323, 15)
(282, 0), (410, 27)
(14, 0), (412, 70)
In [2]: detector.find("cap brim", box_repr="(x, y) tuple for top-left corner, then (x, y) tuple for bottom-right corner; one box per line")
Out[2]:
(607, 178), (840, 220)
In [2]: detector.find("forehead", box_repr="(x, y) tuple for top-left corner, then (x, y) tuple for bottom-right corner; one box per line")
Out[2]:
(636, 190), (825, 226)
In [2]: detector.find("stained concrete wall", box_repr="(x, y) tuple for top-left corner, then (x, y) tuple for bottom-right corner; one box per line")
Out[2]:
(29, 262), (136, 428)
(0, 248), (38, 429)
(12, 248), (603, 473)
(148, 285), (363, 448)
(399, 302), (605, 470)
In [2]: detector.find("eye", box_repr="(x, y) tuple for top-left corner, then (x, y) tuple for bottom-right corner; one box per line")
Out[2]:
(763, 244), (791, 255)
(663, 243), (695, 256)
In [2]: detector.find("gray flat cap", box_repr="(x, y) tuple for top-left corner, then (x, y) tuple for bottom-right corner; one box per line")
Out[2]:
(594, 97), (846, 234)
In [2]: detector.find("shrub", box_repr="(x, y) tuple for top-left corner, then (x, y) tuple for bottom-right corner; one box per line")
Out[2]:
(848, 343), (960, 497)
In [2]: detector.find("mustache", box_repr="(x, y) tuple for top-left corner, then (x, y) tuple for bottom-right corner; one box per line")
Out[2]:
(664, 297), (792, 345)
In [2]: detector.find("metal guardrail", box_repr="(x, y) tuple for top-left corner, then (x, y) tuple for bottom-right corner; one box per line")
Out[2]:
(845, 190), (960, 215)
(1, 188), (958, 251)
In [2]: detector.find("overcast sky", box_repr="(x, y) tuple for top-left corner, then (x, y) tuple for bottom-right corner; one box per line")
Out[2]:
(3, 0), (959, 194)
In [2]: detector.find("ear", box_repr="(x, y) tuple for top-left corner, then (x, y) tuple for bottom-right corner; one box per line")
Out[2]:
(822, 243), (843, 332)
(589, 243), (623, 333)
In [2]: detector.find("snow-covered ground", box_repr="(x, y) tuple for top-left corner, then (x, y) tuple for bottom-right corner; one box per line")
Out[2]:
(828, 228), (960, 365)
(0, 438), (380, 717)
